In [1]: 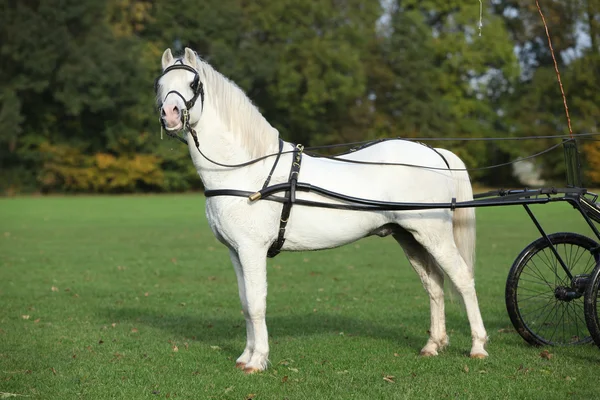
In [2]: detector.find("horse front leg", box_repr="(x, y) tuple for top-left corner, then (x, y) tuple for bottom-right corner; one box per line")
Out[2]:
(229, 249), (254, 369)
(232, 247), (269, 373)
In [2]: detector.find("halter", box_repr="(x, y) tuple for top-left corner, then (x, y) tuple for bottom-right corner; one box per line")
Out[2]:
(155, 60), (205, 134)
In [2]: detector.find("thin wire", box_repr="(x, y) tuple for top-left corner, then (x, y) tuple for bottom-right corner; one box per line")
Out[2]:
(305, 139), (569, 172)
(536, 0), (574, 138)
(303, 132), (599, 151)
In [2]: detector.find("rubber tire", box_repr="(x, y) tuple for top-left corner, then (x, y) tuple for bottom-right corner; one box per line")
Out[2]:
(584, 261), (600, 348)
(506, 232), (598, 346)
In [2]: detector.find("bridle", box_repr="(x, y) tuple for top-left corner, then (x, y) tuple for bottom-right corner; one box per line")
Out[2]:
(155, 60), (204, 137)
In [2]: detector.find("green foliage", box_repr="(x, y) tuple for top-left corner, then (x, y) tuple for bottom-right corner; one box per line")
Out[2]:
(1, 0), (599, 193)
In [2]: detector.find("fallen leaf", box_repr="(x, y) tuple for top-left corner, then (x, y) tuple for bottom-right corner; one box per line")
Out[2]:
(51, 286), (59, 292)
(393, 353), (399, 357)
(184, 342), (189, 350)
(246, 394), (256, 400)
(224, 386), (233, 393)
(0, 392), (26, 398)
(210, 346), (221, 351)
(51, 367), (57, 375)
(383, 375), (395, 383)
(21, 315), (30, 320)
(172, 345), (179, 352)
(463, 365), (469, 373)
(131, 328), (138, 333)
(34, 319), (40, 324)
(111, 323), (117, 328)
(281, 376), (288, 383)
(288, 367), (298, 373)
(540, 350), (553, 360)
(144, 292), (149, 297)
(171, 258), (177, 264)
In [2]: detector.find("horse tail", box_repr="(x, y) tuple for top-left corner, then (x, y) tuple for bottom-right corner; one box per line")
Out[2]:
(435, 148), (476, 279)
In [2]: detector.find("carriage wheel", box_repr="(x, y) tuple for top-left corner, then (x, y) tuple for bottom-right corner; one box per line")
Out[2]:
(584, 262), (600, 348)
(505, 232), (598, 346)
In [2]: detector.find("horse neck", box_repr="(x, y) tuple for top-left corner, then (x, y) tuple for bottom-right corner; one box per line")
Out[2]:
(190, 104), (280, 189)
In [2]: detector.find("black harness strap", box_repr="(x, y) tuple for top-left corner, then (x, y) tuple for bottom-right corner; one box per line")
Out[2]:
(416, 141), (451, 169)
(267, 144), (304, 258)
(262, 139), (284, 190)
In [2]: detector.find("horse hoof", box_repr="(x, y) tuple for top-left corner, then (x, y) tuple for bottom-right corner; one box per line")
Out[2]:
(419, 350), (438, 357)
(470, 353), (487, 359)
(243, 367), (261, 374)
(235, 362), (246, 370)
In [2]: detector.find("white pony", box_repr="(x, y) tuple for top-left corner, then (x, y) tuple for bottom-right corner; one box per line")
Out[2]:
(156, 47), (488, 373)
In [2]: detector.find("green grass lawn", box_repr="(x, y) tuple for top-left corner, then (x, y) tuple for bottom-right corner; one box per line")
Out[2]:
(1, 194), (600, 399)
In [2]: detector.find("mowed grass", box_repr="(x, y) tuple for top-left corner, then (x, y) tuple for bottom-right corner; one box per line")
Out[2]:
(1, 194), (600, 399)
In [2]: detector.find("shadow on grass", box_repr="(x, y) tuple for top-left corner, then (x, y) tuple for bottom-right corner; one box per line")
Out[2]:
(103, 306), (427, 355)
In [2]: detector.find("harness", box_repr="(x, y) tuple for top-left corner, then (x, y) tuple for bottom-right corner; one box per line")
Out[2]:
(204, 140), (451, 258)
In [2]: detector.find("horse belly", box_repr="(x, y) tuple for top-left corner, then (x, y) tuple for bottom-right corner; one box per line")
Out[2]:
(281, 207), (392, 251)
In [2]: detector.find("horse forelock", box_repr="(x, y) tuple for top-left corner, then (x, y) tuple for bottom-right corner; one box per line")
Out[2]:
(193, 56), (279, 158)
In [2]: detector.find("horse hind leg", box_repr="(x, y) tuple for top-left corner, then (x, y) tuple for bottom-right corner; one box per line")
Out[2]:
(411, 226), (488, 358)
(394, 231), (449, 356)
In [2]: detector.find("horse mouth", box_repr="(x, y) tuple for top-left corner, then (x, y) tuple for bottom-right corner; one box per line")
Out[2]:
(163, 122), (183, 131)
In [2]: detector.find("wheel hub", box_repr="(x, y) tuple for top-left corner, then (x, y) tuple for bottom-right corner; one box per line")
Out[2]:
(554, 274), (591, 301)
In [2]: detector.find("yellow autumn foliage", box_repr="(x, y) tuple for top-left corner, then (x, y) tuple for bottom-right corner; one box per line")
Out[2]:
(38, 143), (164, 192)
(582, 141), (600, 186)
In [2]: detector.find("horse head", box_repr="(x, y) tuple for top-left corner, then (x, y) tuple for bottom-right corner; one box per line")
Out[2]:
(155, 47), (204, 132)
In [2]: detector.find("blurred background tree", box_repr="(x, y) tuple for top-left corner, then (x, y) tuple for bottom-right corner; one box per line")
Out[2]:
(0, 0), (598, 194)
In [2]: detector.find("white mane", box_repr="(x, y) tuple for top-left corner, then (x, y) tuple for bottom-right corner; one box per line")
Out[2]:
(195, 56), (279, 158)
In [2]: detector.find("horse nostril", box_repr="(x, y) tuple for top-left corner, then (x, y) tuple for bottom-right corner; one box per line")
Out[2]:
(161, 108), (166, 117)
(173, 106), (179, 114)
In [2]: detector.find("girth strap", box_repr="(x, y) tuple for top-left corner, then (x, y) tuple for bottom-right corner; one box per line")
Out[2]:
(267, 144), (304, 258)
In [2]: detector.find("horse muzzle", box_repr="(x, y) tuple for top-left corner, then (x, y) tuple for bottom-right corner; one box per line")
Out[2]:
(161, 104), (185, 131)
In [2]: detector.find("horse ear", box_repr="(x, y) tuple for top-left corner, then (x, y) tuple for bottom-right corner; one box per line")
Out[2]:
(184, 47), (197, 68)
(161, 49), (174, 69)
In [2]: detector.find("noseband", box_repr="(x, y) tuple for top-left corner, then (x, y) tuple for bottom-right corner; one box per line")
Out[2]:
(155, 61), (205, 134)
